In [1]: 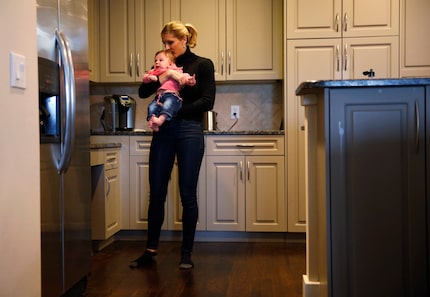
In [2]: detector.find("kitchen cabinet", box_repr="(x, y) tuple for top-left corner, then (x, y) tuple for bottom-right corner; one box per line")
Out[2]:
(129, 136), (206, 230)
(400, 0), (430, 77)
(129, 135), (152, 229)
(285, 0), (400, 233)
(91, 148), (121, 240)
(166, 158), (206, 231)
(90, 136), (130, 228)
(92, 0), (167, 82)
(170, 0), (282, 81)
(206, 135), (285, 232)
(287, 0), (399, 39)
(297, 79), (430, 297)
(286, 37), (398, 232)
(88, 0), (99, 82)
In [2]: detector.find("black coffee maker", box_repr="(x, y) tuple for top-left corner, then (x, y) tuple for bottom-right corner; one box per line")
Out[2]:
(102, 95), (136, 131)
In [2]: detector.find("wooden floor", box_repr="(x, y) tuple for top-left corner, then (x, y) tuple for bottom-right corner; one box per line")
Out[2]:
(85, 240), (306, 297)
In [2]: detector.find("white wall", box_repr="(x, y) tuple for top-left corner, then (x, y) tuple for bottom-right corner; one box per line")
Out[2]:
(0, 1), (41, 296)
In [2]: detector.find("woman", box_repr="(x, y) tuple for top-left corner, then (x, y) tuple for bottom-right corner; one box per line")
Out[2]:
(130, 21), (216, 270)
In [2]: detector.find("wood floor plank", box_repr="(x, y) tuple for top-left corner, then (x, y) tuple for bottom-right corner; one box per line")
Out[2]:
(85, 241), (305, 297)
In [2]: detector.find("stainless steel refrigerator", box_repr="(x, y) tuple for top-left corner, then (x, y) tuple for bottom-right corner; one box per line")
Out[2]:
(37, 0), (92, 296)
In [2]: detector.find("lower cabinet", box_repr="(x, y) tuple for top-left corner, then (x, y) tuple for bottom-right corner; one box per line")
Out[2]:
(129, 136), (151, 229)
(91, 148), (121, 240)
(92, 134), (286, 234)
(128, 136), (206, 230)
(206, 135), (286, 232)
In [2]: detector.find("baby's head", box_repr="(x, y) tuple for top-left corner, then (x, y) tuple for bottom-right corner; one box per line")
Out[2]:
(154, 49), (175, 69)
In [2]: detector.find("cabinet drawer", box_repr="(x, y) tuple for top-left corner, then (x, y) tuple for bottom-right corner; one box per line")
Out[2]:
(104, 150), (119, 170)
(206, 135), (284, 156)
(130, 136), (152, 156)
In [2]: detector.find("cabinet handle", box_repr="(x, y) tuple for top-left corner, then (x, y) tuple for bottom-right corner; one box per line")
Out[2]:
(247, 161), (250, 181)
(136, 52), (140, 78)
(343, 12), (348, 32)
(336, 44), (340, 72)
(221, 51), (224, 75)
(415, 100), (420, 153)
(129, 52), (133, 77)
(228, 51), (231, 75)
(240, 161), (243, 181)
(344, 43), (348, 71)
(335, 13), (339, 32)
(105, 176), (111, 197)
(236, 144), (255, 149)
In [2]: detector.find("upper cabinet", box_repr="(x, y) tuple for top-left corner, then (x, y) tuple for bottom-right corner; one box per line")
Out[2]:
(162, 0), (282, 81)
(400, 0), (430, 77)
(89, 0), (282, 82)
(89, 0), (168, 83)
(287, 0), (399, 39)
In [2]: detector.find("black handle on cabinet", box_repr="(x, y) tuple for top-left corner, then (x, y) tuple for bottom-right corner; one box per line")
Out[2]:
(362, 69), (375, 78)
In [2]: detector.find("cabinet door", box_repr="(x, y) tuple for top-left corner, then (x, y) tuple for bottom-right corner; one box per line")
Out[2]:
(329, 87), (427, 297)
(225, 0), (282, 80)
(342, 36), (399, 79)
(170, 0), (282, 81)
(170, 0), (226, 81)
(166, 158), (207, 231)
(98, 0), (165, 82)
(135, 0), (166, 81)
(287, 0), (342, 39)
(129, 155), (153, 229)
(246, 156), (285, 232)
(342, 0), (399, 37)
(104, 168), (121, 238)
(88, 0), (99, 82)
(99, 0), (135, 82)
(286, 38), (341, 232)
(287, 0), (399, 39)
(91, 166), (120, 240)
(206, 156), (245, 231)
(400, 0), (430, 77)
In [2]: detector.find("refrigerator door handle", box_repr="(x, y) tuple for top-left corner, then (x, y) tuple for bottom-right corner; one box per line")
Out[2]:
(55, 30), (76, 174)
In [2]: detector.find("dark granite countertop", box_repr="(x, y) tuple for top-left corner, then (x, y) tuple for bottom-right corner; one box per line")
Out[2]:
(91, 130), (284, 136)
(296, 78), (430, 96)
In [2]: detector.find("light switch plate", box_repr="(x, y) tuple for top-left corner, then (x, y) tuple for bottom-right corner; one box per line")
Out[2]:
(10, 52), (26, 89)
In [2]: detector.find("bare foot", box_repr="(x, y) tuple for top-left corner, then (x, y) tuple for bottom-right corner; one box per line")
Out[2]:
(148, 118), (160, 132)
(151, 114), (167, 128)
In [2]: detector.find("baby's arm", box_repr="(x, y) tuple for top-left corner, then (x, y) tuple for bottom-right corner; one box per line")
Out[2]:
(143, 73), (158, 83)
(143, 68), (166, 83)
(165, 69), (196, 86)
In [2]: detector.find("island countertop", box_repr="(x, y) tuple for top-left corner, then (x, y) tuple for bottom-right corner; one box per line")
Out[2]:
(296, 78), (430, 96)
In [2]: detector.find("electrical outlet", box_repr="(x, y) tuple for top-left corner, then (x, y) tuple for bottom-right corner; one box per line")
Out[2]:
(230, 105), (240, 119)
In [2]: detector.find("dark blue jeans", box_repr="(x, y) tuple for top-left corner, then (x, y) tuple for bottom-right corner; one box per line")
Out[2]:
(147, 92), (182, 121)
(146, 118), (204, 255)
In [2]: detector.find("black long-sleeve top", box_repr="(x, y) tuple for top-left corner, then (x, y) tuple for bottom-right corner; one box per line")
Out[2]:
(139, 47), (216, 122)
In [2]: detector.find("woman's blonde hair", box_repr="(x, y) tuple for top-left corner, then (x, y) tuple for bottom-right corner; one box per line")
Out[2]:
(161, 21), (198, 48)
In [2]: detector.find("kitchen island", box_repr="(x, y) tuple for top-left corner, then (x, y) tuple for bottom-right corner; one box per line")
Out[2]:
(297, 78), (430, 297)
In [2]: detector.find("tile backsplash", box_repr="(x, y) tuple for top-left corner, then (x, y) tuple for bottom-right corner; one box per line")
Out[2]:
(90, 81), (283, 132)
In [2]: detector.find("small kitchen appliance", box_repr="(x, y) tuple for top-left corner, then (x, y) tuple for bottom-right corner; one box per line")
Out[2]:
(103, 95), (136, 131)
(203, 110), (218, 131)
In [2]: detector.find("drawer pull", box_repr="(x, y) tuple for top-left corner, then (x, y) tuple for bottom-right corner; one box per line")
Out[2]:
(236, 144), (255, 149)
(106, 157), (117, 163)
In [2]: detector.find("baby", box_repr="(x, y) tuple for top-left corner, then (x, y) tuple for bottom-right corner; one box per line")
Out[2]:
(143, 49), (196, 131)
